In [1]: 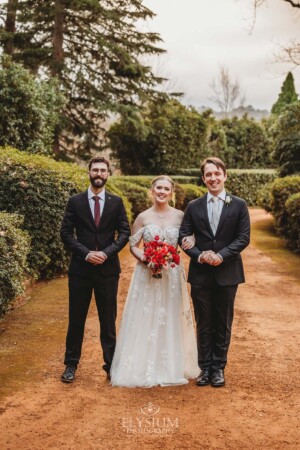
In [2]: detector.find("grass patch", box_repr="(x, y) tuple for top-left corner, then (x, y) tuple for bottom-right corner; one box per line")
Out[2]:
(251, 209), (300, 285)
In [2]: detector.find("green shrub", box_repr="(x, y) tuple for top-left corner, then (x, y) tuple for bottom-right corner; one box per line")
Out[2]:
(120, 174), (200, 186)
(180, 184), (207, 210)
(223, 170), (277, 206)
(171, 176), (200, 185)
(173, 168), (201, 176)
(0, 147), (132, 279)
(110, 179), (150, 220)
(257, 182), (274, 213)
(128, 169), (277, 206)
(118, 176), (190, 210)
(0, 56), (65, 155)
(0, 212), (30, 317)
(120, 175), (153, 188)
(272, 100), (300, 176)
(285, 193), (300, 252)
(173, 184), (186, 210)
(270, 176), (300, 237)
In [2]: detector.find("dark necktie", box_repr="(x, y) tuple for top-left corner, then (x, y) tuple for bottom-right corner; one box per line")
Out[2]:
(92, 196), (101, 227)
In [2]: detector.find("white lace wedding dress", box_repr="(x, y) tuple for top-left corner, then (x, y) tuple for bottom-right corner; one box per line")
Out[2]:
(110, 224), (199, 387)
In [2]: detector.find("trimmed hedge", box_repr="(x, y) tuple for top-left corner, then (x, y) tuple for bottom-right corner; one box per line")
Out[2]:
(0, 147), (132, 279)
(171, 175), (200, 185)
(180, 184), (207, 210)
(120, 175), (200, 186)
(120, 175), (153, 188)
(175, 168), (201, 176)
(257, 182), (274, 213)
(285, 193), (300, 252)
(120, 171), (277, 206)
(116, 176), (206, 212)
(110, 179), (151, 220)
(224, 170), (277, 206)
(0, 212), (30, 317)
(270, 176), (300, 243)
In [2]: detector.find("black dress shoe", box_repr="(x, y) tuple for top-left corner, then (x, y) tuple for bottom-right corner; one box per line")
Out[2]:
(61, 365), (76, 383)
(211, 369), (225, 387)
(106, 372), (111, 381)
(196, 369), (211, 387)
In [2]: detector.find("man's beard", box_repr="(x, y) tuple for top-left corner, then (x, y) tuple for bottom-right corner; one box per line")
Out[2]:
(90, 175), (107, 189)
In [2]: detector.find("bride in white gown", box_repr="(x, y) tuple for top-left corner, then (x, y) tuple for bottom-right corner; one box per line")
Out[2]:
(110, 176), (199, 387)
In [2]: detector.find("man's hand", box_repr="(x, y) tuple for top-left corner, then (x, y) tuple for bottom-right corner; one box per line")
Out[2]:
(181, 235), (195, 250)
(86, 251), (107, 265)
(200, 251), (223, 266)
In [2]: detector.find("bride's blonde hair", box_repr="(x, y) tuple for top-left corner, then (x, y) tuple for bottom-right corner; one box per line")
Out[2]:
(150, 175), (176, 206)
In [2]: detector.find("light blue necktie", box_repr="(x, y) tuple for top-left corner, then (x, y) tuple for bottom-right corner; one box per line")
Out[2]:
(211, 196), (220, 235)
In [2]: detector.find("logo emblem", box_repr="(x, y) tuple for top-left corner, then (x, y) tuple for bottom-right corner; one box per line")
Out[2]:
(140, 402), (160, 416)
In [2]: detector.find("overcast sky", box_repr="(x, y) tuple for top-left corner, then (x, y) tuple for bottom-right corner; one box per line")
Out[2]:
(142, 0), (300, 111)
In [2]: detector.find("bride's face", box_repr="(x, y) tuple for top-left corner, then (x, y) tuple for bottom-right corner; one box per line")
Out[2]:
(151, 179), (173, 204)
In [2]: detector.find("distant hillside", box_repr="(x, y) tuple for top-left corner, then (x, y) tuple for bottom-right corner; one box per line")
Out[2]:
(198, 105), (270, 120)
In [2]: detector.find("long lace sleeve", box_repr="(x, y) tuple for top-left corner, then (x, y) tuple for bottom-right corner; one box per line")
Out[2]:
(129, 227), (144, 248)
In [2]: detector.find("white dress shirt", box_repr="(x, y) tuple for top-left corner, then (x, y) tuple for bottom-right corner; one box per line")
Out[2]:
(86, 187), (107, 261)
(198, 189), (226, 264)
(88, 187), (105, 219)
(207, 189), (226, 229)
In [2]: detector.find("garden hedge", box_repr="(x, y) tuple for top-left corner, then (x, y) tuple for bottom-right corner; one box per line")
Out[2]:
(0, 147), (132, 279)
(120, 170), (277, 206)
(269, 176), (300, 251)
(222, 170), (277, 206)
(116, 176), (206, 211)
(0, 212), (30, 317)
(110, 179), (151, 220)
(285, 193), (300, 252)
(180, 184), (207, 211)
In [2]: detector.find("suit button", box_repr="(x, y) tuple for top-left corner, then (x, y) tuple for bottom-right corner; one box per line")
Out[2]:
(213, 240), (216, 243)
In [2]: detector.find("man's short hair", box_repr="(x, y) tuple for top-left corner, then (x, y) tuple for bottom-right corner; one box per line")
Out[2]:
(200, 157), (227, 176)
(88, 155), (110, 171)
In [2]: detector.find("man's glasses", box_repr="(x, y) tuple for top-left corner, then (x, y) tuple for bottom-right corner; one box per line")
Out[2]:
(90, 168), (108, 174)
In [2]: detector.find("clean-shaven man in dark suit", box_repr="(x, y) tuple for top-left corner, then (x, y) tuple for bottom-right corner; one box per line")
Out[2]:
(60, 155), (130, 383)
(179, 157), (250, 387)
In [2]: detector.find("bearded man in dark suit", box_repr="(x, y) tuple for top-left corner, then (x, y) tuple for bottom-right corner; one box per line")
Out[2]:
(60, 155), (130, 383)
(179, 157), (250, 387)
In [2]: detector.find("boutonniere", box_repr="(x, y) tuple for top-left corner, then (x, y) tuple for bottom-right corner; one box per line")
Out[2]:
(225, 195), (232, 207)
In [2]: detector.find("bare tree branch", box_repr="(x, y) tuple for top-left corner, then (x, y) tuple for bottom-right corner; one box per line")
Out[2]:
(253, 0), (300, 9)
(209, 66), (244, 116)
(277, 40), (300, 66)
(283, 0), (300, 8)
(250, 0), (300, 65)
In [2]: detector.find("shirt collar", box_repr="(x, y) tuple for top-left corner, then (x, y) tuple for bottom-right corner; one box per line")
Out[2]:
(88, 187), (105, 200)
(207, 189), (226, 203)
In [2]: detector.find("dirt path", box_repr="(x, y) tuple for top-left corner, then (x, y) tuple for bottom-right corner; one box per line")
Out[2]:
(0, 209), (299, 450)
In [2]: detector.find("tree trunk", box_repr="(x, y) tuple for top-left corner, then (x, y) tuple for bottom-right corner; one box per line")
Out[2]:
(52, 0), (65, 156)
(4, 0), (18, 55)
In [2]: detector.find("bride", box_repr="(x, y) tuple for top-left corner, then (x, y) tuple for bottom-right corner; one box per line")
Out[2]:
(110, 176), (199, 387)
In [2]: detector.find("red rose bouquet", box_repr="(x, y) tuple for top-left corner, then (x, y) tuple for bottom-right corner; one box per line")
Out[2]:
(143, 235), (180, 279)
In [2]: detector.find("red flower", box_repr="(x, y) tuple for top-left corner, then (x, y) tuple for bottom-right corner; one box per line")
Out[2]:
(142, 238), (180, 279)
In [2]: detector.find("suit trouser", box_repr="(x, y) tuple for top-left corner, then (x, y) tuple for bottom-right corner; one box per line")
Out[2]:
(64, 272), (119, 371)
(191, 281), (238, 370)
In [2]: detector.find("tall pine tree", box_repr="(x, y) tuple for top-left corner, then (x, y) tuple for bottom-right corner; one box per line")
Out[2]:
(271, 72), (298, 115)
(0, 0), (165, 159)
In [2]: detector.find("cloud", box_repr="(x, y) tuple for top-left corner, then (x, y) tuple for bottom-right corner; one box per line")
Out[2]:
(143, 0), (300, 110)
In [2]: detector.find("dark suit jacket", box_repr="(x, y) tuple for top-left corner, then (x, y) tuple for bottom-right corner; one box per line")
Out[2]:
(60, 190), (130, 277)
(179, 193), (250, 286)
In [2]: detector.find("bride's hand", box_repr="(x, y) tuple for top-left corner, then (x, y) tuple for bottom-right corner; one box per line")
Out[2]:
(181, 235), (195, 250)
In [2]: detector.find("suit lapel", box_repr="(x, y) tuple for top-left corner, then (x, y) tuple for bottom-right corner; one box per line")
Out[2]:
(199, 194), (215, 237)
(98, 191), (112, 229)
(83, 190), (97, 229)
(202, 194), (213, 234)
